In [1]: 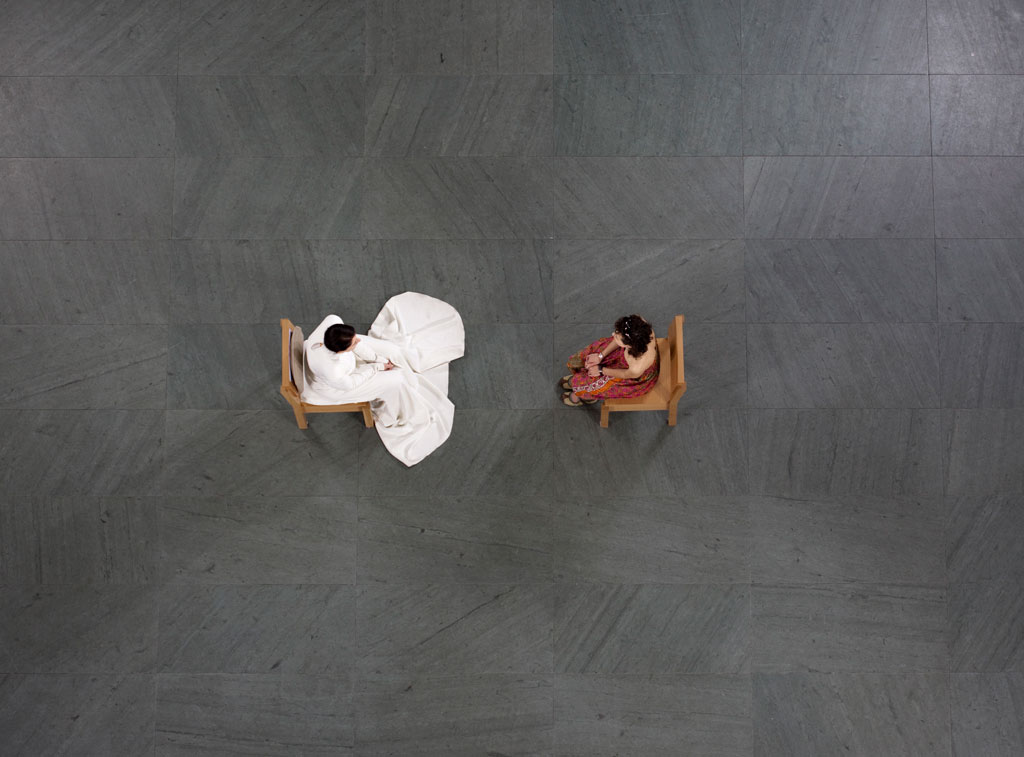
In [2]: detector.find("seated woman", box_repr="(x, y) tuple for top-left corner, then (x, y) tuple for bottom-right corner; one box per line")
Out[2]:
(561, 314), (659, 406)
(305, 321), (399, 396)
(303, 292), (465, 467)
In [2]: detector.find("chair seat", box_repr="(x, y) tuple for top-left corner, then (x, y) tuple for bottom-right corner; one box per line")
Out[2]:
(603, 337), (671, 408)
(281, 318), (374, 429)
(600, 319), (685, 428)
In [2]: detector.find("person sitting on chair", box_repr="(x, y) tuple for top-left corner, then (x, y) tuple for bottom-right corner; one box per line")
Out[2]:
(561, 314), (659, 407)
(300, 293), (465, 467)
(306, 320), (398, 396)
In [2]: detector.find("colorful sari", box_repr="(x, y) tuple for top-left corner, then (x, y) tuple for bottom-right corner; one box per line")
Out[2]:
(567, 336), (659, 400)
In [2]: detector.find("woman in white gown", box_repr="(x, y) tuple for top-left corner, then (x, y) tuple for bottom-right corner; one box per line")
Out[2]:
(302, 292), (465, 467)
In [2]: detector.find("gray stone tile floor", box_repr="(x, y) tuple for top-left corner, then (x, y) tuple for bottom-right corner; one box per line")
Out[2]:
(0, 1), (1022, 755)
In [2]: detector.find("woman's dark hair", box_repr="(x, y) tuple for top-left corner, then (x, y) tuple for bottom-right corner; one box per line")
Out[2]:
(324, 323), (356, 353)
(614, 314), (653, 357)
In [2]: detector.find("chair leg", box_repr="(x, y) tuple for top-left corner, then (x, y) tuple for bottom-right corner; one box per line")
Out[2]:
(600, 403), (610, 428)
(668, 402), (678, 427)
(361, 404), (374, 428)
(291, 404), (308, 429)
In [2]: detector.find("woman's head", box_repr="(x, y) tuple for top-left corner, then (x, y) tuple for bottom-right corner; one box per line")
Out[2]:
(324, 323), (357, 353)
(613, 314), (653, 357)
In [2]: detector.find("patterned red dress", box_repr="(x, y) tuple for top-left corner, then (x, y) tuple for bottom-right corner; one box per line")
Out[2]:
(567, 336), (659, 399)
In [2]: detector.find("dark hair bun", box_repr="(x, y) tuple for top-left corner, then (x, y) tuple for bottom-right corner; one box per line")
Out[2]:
(324, 323), (356, 353)
(614, 314), (653, 358)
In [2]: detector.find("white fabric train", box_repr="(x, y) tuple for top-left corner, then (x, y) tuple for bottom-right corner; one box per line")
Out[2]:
(302, 292), (466, 467)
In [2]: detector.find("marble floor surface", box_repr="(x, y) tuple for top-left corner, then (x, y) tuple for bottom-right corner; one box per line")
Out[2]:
(1, 1), (1023, 755)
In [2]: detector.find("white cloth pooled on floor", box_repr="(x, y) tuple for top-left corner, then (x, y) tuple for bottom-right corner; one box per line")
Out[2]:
(302, 292), (465, 467)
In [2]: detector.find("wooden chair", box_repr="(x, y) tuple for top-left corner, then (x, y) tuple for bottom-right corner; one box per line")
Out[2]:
(600, 314), (687, 428)
(280, 318), (373, 430)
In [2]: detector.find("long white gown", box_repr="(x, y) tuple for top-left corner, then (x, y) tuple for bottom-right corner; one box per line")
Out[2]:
(302, 292), (465, 467)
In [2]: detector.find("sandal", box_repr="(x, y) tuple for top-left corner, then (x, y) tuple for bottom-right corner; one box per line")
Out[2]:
(562, 392), (597, 407)
(559, 375), (572, 391)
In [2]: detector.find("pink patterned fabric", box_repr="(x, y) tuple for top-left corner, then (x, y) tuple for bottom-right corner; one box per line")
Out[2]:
(567, 336), (659, 399)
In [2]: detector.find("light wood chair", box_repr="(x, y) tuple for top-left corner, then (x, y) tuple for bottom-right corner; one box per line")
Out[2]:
(280, 318), (373, 430)
(600, 314), (687, 428)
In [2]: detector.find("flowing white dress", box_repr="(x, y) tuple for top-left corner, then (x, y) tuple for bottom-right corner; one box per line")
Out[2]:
(302, 292), (465, 467)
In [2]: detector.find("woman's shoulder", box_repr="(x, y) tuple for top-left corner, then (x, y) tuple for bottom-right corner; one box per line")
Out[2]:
(639, 336), (659, 371)
(624, 334), (657, 363)
(307, 342), (355, 368)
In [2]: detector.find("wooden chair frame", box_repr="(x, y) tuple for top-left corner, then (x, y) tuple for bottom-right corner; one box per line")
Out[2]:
(280, 318), (373, 430)
(600, 314), (687, 428)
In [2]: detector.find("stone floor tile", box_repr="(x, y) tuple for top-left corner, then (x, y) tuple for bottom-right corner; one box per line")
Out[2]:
(158, 496), (356, 584)
(951, 673), (1024, 756)
(743, 75), (930, 155)
(555, 674), (751, 757)
(744, 156), (933, 238)
(742, 0), (927, 73)
(0, 497), (157, 584)
(0, 0), (179, 75)
(358, 495), (553, 584)
(929, 0), (1024, 73)
(358, 583), (553, 675)
(156, 673), (353, 755)
(176, 76), (364, 157)
(751, 584), (948, 672)
(367, 75), (553, 156)
(157, 584), (354, 674)
(749, 494), (945, 584)
(555, 583), (750, 674)
(0, 674), (155, 756)
(0, 585), (158, 674)
(552, 495), (751, 583)
(555, 75), (741, 155)
(178, 0), (363, 75)
(753, 672), (951, 756)
(746, 239), (936, 323)
(555, 0), (740, 74)
(355, 674), (552, 756)
(368, 0), (553, 74)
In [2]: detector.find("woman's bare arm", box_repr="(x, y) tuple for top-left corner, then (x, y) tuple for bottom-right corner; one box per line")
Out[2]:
(602, 337), (656, 379)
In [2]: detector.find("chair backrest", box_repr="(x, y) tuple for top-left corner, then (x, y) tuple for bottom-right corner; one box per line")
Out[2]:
(669, 314), (685, 394)
(280, 319), (304, 397)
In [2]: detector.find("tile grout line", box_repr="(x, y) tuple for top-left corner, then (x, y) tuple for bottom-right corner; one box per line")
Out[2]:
(353, 493), (361, 750)
(924, 1), (949, 505)
(923, 9), (956, 752)
(9, 153), (1024, 158)
(5, 235), (1024, 242)
(550, 3), (557, 739)
(739, 11), (753, 529)
(150, 3), (182, 742)
(167, 0), (183, 248)
(926, 10), (958, 753)
(2, 71), (1023, 78)
(549, 0), (559, 738)
(355, 4), (368, 748)
(154, 0), (182, 740)
(740, 4), (756, 742)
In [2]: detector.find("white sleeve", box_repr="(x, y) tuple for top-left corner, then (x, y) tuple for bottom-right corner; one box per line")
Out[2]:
(306, 344), (379, 392)
(307, 314), (344, 344)
(352, 340), (383, 364)
(341, 361), (380, 390)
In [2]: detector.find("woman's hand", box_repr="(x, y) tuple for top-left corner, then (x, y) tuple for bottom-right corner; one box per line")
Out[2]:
(588, 365), (601, 378)
(585, 353), (601, 368)
(382, 360), (396, 371)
